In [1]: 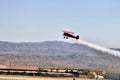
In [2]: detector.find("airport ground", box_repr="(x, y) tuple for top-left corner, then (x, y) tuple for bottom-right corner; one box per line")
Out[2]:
(0, 75), (91, 80)
(0, 75), (112, 80)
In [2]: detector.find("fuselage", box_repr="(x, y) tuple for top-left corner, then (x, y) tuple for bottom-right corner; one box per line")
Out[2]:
(63, 32), (76, 38)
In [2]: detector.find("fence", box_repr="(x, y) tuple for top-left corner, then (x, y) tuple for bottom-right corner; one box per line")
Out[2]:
(107, 73), (120, 80)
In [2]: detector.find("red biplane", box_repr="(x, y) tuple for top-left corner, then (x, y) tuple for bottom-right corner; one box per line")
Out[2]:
(62, 30), (79, 40)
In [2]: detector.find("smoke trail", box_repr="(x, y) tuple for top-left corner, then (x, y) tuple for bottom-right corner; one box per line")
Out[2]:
(73, 39), (120, 57)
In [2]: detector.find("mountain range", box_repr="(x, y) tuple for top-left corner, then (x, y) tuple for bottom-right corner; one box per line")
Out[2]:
(0, 41), (120, 72)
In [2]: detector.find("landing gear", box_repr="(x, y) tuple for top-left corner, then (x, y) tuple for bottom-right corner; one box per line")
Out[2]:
(63, 37), (68, 39)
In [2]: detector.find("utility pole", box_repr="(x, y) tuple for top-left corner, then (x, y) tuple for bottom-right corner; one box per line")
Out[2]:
(9, 61), (11, 67)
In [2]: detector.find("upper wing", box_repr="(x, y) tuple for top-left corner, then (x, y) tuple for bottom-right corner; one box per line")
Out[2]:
(62, 30), (75, 34)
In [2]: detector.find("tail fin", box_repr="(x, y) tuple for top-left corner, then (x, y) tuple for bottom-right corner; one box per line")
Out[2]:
(76, 35), (79, 40)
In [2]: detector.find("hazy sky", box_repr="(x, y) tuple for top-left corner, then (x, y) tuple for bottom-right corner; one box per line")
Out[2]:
(0, 0), (120, 48)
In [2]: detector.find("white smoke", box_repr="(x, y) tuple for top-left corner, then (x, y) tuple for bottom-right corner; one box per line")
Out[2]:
(72, 39), (120, 57)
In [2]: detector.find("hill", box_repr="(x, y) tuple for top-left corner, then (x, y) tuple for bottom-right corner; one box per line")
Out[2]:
(0, 41), (120, 71)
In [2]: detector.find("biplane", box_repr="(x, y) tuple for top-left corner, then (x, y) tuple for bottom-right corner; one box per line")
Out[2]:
(62, 30), (79, 40)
